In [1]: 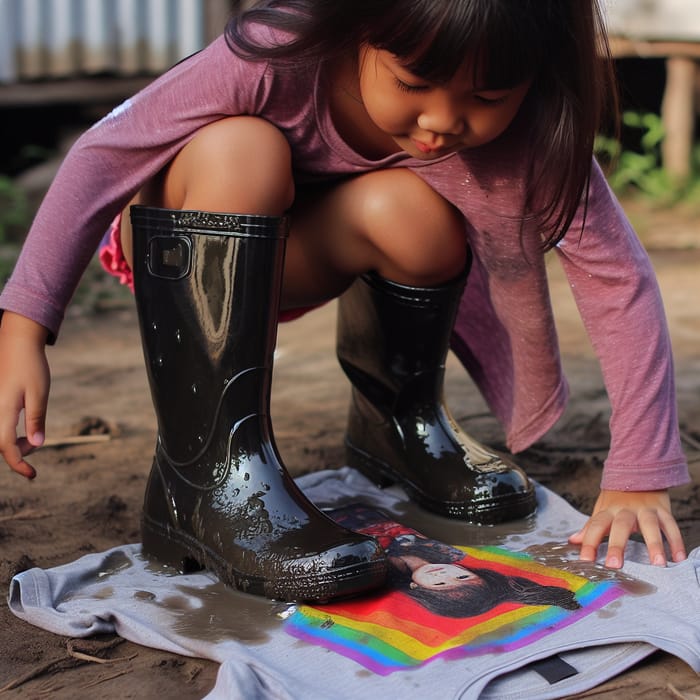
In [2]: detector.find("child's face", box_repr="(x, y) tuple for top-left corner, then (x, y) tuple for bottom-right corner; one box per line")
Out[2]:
(358, 45), (531, 160)
(412, 563), (481, 590)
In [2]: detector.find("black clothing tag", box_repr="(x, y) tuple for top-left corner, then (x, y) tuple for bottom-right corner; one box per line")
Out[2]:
(529, 655), (579, 684)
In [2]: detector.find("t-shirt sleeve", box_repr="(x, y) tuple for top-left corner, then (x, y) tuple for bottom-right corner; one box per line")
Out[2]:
(0, 34), (271, 338)
(554, 160), (689, 490)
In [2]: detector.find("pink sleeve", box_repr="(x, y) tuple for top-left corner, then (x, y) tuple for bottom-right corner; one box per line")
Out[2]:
(555, 161), (689, 491)
(0, 35), (270, 338)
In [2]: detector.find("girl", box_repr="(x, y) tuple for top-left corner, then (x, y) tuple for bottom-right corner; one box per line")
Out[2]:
(0, 1), (689, 602)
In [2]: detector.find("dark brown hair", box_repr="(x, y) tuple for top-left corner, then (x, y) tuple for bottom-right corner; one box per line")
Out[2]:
(226, 0), (618, 247)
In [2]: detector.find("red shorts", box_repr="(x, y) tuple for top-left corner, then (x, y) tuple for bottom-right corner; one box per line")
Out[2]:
(98, 213), (320, 323)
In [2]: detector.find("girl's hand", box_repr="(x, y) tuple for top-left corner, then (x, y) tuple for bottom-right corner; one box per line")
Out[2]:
(0, 312), (50, 479)
(568, 489), (687, 569)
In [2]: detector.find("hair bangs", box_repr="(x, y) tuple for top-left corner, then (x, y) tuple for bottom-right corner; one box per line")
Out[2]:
(365, 0), (542, 88)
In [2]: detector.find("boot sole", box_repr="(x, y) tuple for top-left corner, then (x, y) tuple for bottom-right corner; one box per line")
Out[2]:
(141, 511), (388, 603)
(345, 439), (537, 526)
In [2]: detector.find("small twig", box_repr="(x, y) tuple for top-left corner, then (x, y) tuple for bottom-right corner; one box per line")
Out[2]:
(66, 638), (134, 665)
(0, 657), (67, 692)
(81, 668), (133, 689)
(666, 683), (699, 700)
(42, 434), (111, 448)
(67, 649), (137, 665)
(0, 638), (129, 692)
(0, 509), (51, 524)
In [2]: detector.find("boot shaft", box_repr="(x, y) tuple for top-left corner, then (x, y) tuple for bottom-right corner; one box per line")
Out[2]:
(131, 206), (288, 464)
(336, 268), (469, 408)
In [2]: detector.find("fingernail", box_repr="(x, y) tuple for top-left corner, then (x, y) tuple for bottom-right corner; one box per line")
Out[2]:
(606, 556), (620, 568)
(653, 554), (665, 566)
(31, 431), (45, 446)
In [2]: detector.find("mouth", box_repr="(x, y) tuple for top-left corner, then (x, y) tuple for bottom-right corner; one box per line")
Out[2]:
(410, 137), (457, 156)
(411, 138), (441, 154)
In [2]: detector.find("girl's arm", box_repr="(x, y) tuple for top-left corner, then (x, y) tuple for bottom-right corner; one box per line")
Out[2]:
(0, 34), (270, 477)
(555, 160), (689, 567)
(0, 312), (49, 478)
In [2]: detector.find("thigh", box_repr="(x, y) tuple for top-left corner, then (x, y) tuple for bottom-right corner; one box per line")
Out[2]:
(120, 116), (295, 268)
(282, 168), (467, 308)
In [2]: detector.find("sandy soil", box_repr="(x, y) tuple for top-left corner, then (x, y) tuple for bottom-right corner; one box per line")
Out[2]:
(0, 201), (698, 698)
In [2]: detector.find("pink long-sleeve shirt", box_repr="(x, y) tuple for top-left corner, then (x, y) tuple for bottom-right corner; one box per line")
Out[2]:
(0, 32), (689, 491)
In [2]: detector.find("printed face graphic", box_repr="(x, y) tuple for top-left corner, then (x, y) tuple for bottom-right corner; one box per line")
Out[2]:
(411, 563), (481, 590)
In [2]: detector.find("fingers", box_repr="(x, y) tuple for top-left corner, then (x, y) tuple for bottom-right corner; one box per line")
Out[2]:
(0, 429), (37, 480)
(0, 329), (50, 479)
(637, 507), (669, 566)
(657, 508), (687, 563)
(569, 510), (633, 568)
(570, 502), (688, 569)
(0, 378), (47, 480)
(603, 509), (638, 568)
(24, 387), (47, 450)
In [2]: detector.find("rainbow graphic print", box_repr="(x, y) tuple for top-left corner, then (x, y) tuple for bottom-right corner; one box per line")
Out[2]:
(284, 506), (624, 675)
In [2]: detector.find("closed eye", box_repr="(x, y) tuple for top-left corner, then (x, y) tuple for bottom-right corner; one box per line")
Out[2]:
(474, 93), (510, 105)
(394, 77), (430, 94)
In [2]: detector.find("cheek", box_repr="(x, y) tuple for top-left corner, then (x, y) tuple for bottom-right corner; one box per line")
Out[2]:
(366, 94), (412, 130)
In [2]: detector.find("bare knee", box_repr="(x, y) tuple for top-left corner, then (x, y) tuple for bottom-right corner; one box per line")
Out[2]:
(361, 170), (467, 285)
(163, 116), (294, 214)
(120, 117), (294, 269)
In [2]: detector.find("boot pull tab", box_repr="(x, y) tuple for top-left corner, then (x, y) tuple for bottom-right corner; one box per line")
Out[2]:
(147, 235), (192, 280)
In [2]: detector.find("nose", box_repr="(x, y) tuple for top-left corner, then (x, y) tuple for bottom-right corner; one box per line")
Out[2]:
(417, 98), (465, 136)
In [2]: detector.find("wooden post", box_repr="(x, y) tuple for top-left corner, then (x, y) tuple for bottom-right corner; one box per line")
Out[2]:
(661, 56), (697, 182)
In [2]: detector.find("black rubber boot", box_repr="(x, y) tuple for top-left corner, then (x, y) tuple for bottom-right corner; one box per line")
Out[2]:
(131, 206), (387, 602)
(336, 268), (537, 525)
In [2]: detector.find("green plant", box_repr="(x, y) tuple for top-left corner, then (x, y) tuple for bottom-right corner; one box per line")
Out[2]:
(595, 111), (699, 205)
(0, 175), (30, 243)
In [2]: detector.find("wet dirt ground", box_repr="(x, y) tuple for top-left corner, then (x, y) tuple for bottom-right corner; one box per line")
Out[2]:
(0, 200), (698, 698)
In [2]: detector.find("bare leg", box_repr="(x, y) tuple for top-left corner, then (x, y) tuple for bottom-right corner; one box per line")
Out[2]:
(120, 116), (468, 308)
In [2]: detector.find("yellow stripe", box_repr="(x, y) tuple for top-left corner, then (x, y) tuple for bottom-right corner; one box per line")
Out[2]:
(298, 604), (545, 660)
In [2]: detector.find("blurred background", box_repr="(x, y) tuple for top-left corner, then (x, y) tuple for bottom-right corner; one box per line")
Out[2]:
(0, 0), (698, 282)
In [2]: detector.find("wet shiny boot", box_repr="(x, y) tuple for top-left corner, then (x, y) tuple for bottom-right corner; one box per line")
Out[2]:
(336, 268), (537, 525)
(131, 206), (387, 601)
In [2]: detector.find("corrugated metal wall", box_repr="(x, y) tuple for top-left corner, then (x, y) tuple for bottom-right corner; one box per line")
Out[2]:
(0, 0), (206, 84)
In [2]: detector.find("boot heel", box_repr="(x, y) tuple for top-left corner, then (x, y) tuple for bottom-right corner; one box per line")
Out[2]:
(141, 516), (204, 574)
(345, 439), (396, 488)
